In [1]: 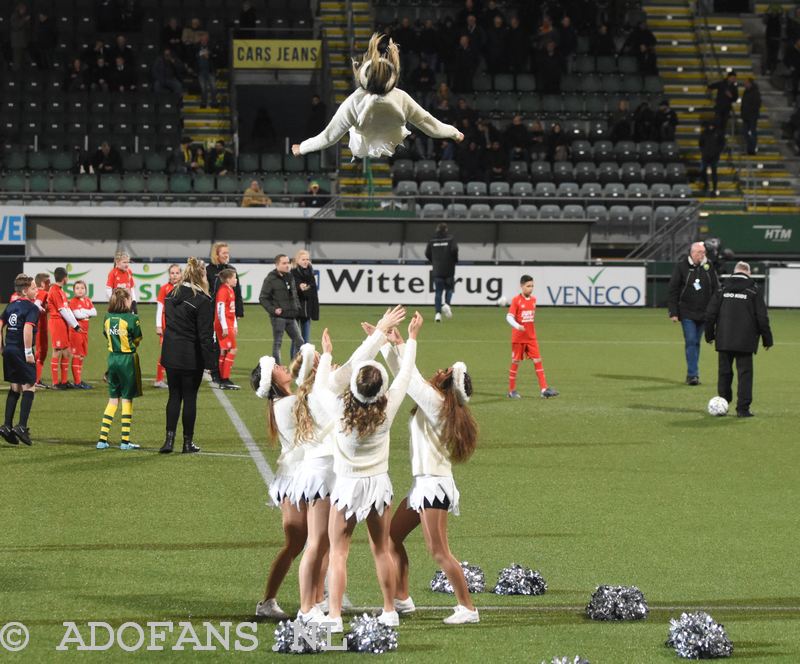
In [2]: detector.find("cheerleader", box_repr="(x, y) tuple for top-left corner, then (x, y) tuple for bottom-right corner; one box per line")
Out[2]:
(380, 326), (479, 625)
(291, 33), (463, 160)
(324, 312), (423, 633)
(294, 306), (407, 624)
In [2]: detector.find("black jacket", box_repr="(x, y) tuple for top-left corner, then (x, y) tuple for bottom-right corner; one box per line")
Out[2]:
(699, 128), (725, 162)
(667, 256), (719, 321)
(740, 85), (762, 122)
(708, 79), (738, 113)
(291, 264), (319, 321)
(425, 233), (459, 279)
(206, 262), (244, 318)
(259, 269), (300, 319)
(160, 284), (216, 371)
(705, 274), (773, 353)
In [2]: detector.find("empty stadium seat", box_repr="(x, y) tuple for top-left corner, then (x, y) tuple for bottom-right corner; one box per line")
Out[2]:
(421, 203), (444, 218)
(562, 204), (586, 219)
(539, 204), (561, 220)
(445, 203), (468, 218)
(516, 204), (538, 219)
(468, 203), (491, 218)
(395, 180), (418, 196)
(489, 181), (510, 197)
(466, 181), (488, 197)
(492, 203), (515, 219)
(511, 181), (534, 197)
(442, 181), (465, 197)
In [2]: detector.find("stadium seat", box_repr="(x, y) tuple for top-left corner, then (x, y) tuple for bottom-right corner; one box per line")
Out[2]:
(516, 73), (536, 92)
(421, 203), (445, 218)
(574, 162), (597, 184)
(626, 183), (649, 199)
(286, 175), (307, 195)
(586, 204), (609, 222)
(29, 173), (49, 193)
(492, 203), (515, 219)
(538, 204), (561, 220)
(445, 203), (468, 219)
(144, 152), (168, 172)
(660, 142), (680, 161)
(650, 183), (672, 198)
(508, 160), (528, 182)
(122, 153), (144, 172)
(530, 161), (552, 183)
(283, 153), (305, 173)
(75, 174), (96, 193)
(439, 160), (459, 181)
(638, 141), (660, 163)
(468, 203), (491, 218)
(394, 180), (418, 196)
(238, 153), (259, 173)
(615, 141), (637, 162)
(571, 140), (593, 162)
(146, 173), (168, 194)
(603, 182), (626, 199)
(643, 163), (666, 185)
(216, 175), (239, 194)
(511, 181), (534, 197)
(466, 181), (488, 197)
(553, 161), (573, 184)
(631, 205), (653, 229)
(655, 205), (677, 226)
(672, 183), (693, 199)
(442, 181), (465, 197)
(100, 175), (122, 193)
(122, 174), (146, 194)
(597, 163), (619, 184)
(193, 174), (215, 194)
(516, 204), (538, 219)
(593, 140), (614, 161)
(557, 182), (579, 198)
(415, 160), (437, 182)
(621, 162), (643, 184)
(419, 180), (441, 197)
(169, 174), (192, 194)
(608, 205), (632, 232)
(489, 181), (510, 197)
(261, 152), (283, 172)
(562, 204), (586, 219)
(52, 173), (74, 194)
(665, 163), (687, 184)
(391, 159), (414, 183)
(263, 175), (284, 196)
(579, 182), (602, 198)
(28, 151), (50, 171)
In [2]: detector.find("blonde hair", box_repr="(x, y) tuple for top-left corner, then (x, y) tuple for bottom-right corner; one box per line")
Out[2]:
(180, 257), (210, 296)
(108, 287), (131, 313)
(14, 273), (33, 294)
(294, 249), (310, 265)
(114, 250), (130, 267)
(292, 368), (317, 445)
(210, 242), (229, 266)
(352, 32), (400, 95)
(341, 364), (387, 437)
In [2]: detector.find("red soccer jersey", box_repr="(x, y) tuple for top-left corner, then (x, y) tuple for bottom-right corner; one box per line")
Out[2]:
(46, 283), (69, 320)
(69, 296), (94, 333)
(214, 284), (237, 334)
(156, 282), (175, 329)
(107, 266), (135, 292)
(508, 293), (538, 343)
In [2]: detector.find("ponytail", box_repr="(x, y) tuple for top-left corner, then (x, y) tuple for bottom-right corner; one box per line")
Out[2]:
(352, 32), (400, 95)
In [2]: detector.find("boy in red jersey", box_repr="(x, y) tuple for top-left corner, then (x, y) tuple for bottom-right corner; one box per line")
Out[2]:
(106, 251), (138, 313)
(68, 280), (97, 389)
(33, 273), (50, 388)
(154, 263), (182, 388)
(214, 269), (240, 390)
(46, 267), (82, 390)
(506, 274), (559, 399)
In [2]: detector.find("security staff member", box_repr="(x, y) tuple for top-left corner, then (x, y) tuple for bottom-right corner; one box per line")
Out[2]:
(425, 222), (459, 323)
(704, 261), (773, 417)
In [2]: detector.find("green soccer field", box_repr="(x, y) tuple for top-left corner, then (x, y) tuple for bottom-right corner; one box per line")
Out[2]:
(2, 304), (799, 663)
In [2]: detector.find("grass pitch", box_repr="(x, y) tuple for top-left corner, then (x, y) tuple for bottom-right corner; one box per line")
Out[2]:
(2, 304), (799, 663)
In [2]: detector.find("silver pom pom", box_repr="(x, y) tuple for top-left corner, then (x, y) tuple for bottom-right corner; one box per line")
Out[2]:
(493, 563), (547, 595)
(666, 611), (733, 659)
(345, 614), (398, 655)
(540, 657), (591, 664)
(430, 561), (485, 593)
(272, 620), (326, 654)
(586, 585), (648, 621)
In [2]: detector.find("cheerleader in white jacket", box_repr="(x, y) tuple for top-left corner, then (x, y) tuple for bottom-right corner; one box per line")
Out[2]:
(291, 32), (463, 160)
(379, 326), (480, 625)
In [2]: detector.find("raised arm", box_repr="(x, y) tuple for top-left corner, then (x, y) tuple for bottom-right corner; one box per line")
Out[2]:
(382, 336), (442, 420)
(401, 89), (463, 141)
(385, 312), (423, 422)
(296, 93), (359, 155)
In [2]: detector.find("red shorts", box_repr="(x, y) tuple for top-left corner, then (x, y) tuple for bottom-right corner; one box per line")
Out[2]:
(48, 319), (70, 350)
(216, 329), (237, 351)
(69, 328), (88, 357)
(511, 340), (541, 361)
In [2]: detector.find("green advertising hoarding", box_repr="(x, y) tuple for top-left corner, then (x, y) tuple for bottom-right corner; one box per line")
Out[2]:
(701, 214), (800, 253)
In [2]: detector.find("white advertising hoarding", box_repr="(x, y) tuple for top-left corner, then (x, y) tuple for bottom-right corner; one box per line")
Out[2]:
(23, 262), (647, 307)
(767, 267), (800, 307)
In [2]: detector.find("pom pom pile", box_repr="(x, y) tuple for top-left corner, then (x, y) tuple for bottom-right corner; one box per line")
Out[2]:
(540, 658), (591, 664)
(665, 611), (733, 659)
(430, 561), (485, 594)
(272, 620), (326, 654)
(493, 563), (548, 595)
(345, 614), (398, 655)
(586, 585), (649, 621)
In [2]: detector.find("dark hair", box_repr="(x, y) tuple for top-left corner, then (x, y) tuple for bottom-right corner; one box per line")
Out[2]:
(435, 222), (449, 237)
(274, 253), (287, 265)
(34, 272), (50, 287)
(520, 274), (533, 284)
(54, 267), (68, 283)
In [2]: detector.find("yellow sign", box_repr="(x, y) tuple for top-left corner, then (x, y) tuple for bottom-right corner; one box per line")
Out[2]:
(233, 40), (322, 69)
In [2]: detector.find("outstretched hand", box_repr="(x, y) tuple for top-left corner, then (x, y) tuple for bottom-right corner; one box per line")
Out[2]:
(408, 311), (423, 340)
(387, 326), (404, 345)
(454, 131), (464, 143)
(321, 327), (333, 355)
(291, 144), (302, 157)
(377, 304), (406, 333)
(361, 322), (377, 336)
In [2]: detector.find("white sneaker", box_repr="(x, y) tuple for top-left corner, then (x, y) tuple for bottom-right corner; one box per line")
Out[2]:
(255, 598), (289, 620)
(442, 303), (452, 319)
(443, 605), (480, 625)
(315, 599), (329, 614)
(153, 380), (168, 389)
(297, 606), (325, 624)
(435, 313), (442, 323)
(393, 596), (416, 614)
(320, 615), (343, 633)
(377, 610), (399, 627)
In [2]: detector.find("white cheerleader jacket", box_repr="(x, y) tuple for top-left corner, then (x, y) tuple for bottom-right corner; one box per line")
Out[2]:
(298, 87), (461, 159)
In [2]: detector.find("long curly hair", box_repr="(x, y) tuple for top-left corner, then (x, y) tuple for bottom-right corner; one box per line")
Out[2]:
(342, 364), (387, 437)
(293, 367), (318, 445)
(426, 369), (478, 463)
(352, 32), (400, 95)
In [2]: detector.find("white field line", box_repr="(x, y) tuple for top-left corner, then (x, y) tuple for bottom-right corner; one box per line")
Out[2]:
(234, 338), (800, 346)
(347, 604), (800, 613)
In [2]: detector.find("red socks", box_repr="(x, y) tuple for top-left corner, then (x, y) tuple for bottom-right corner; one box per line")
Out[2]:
(50, 357), (60, 385)
(72, 357), (83, 384)
(155, 362), (165, 383)
(535, 362), (548, 391)
(508, 362), (519, 392)
(219, 353), (235, 380)
(60, 357), (69, 384)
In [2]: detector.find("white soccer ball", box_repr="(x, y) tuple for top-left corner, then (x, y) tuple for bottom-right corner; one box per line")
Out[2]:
(497, 296), (508, 307)
(707, 396), (729, 416)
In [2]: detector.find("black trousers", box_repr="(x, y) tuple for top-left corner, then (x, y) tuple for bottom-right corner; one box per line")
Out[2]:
(165, 368), (204, 438)
(717, 351), (753, 413)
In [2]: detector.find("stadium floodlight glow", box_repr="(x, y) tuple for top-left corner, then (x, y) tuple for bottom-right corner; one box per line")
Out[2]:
(721, 45), (728, 51)
(716, 25), (723, 31)
(677, 66), (684, 72)
(762, 181), (770, 187)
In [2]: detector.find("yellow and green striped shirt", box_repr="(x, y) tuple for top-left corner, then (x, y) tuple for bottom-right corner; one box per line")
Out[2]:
(103, 313), (142, 353)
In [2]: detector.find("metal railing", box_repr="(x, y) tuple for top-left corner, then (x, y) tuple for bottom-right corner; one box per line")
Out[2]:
(626, 200), (701, 261)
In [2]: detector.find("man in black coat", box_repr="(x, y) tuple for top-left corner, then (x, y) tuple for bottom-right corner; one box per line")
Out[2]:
(259, 254), (303, 364)
(740, 78), (761, 155)
(425, 223), (459, 323)
(699, 121), (725, 196)
(707, 70), (738, 133)
(668, 241), (720, 385)
(705, 261), (773, 417)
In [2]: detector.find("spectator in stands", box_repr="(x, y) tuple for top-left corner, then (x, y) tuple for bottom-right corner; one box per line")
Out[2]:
(152, 48), (185, 95)
(476, 116), (501, 147)
(609, 98), (634, 142)
(111, 56), (137, 93)
(239, 1), (258, 30)
(434, 82), (452, 110)
(242, 180), (272, 207)
(435, 97), (455, 126)
(162, 17), (182, 50)
(633, 101), (656, 142)
(251, 107), (277, 151)
(182, 17), (206, 59)
(533, 16), (559, 54)
(400, 132), (433, 160)
(90, 56), (111, 92)
(173, 137), (194, 174)
(456, 117), (479, 146)
(83, 39), (109, 66)
(558, 16), (577, 62)
(63, 58), (89, 92)
(508, 16), (529, 72)
(409, 59), (436, 108)
(505, 115), (530, 160)
(483, 0), (505, 27)
(763, 5), (782, 75)
(455, 97), (477, 126)
(529, 120), (546, 160)
(196, 35), (217, 108)
(699, 121), (725, 196)
(393, 16), (417, 76)
(785, 39), (800, 101)
(303, 180), (327, 208)
(434, 138), (457, 162)
(32, 11), (57, 69)
(546, 122), (570, 162)
(622, 20), (656, 56)
(590, 23), (616, 56)
(188, 145), (206, 174)
(418, 19), (439, 72)
(9, 3), (31, 70)
(638, 43), (659, 76)
(485, 15), (509, 74)
(655, 99), (678, 141)
(463, 14), (486, 53)
(208, 140), (234, 176)
(305, 94), (327, 138)
(451, 34), (478, 93)
(537, 41), (562, 93)
(486, 140), (509, 180)
(708, 70), (738, 133)
(456, 138), (484, 181)
(109, 34), (136, 67)
(740, 78), (762, 155)
(457, 0), (478, 27)
(91, 141), (122, 174)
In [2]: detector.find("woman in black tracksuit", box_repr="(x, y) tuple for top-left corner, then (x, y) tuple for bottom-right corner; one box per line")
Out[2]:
(160, 257), (217, 454)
